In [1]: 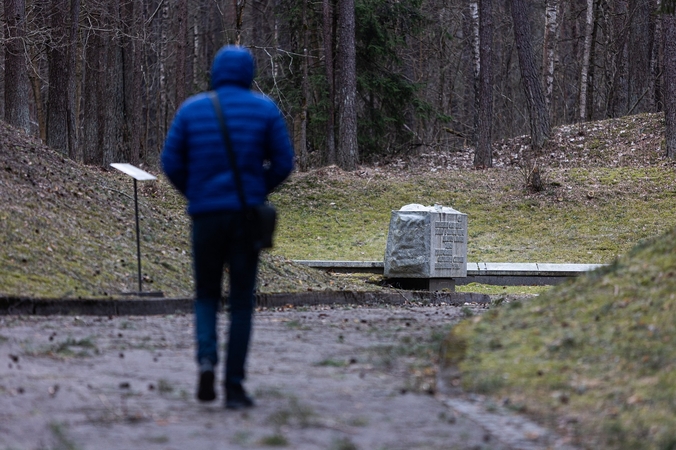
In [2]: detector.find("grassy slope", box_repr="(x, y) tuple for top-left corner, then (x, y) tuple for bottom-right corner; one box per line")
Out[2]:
(0, 126), (369, 298)
(449, 228), (676, 449)
(271, 166), (676, 264)
(2, 112), (676, 298)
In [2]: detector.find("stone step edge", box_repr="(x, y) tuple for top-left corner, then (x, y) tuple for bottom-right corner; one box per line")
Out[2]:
(293, 260), (606, 276)
(0, 291), (490, 316)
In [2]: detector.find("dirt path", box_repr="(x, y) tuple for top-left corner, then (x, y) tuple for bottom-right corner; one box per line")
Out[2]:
(1, 304), (574, 450)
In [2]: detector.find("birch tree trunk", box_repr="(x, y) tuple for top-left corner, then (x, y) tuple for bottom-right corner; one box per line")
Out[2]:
(336, 0), (358, 170)
(469, 0), (480, 142)
(664, 13), (676, 158)
(3, 0), (30, 132)
(542, 0), (560, 116)
(579, 0), (594, 121)
(474, 0), (493, 168)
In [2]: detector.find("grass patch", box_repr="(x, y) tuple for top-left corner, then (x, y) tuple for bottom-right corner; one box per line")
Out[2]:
(447, 226), (676, 449)
(259, 434), (289, 447)
(146, 435), (170, 444)
(49, 422), (79, 450)
(271, 167), (676, 264)
(330, 437), (359, 450)
(315, 358), (348, 367)
(367, 328), (448, 393)
(30, 337), (99, 358)
(267, 397), (317, 429)
(284, 319), (310, 330)
(157, 379), (174, 394)
(455, 283), (551, 296)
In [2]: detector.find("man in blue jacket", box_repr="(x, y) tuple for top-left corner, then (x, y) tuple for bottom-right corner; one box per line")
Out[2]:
(162, 46), (294, 409)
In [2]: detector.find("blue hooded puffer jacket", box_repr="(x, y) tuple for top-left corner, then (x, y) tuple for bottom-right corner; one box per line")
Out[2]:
(161, 46), (294, 216)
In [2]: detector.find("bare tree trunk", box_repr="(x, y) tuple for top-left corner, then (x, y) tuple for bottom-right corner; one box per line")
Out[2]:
(336, 0), (358, 170)
(46, 0), (79, 159)
(474, 0), (493, 168)
(664, 13), (676, 157)
(509, 0), (550, 151)
(122, 0), (143, 165)
(4, 0), (30, 132)
(82, 26), (103, 165)
(294, 0), (309, 171)
(605, 0), (630, 117)
(192, 2), (201, 90)
(653, 0), (664, 111)
(579, 0), (594, 121)
(68, 0), (79, 159)
(469, 0), (480, 143)
(323, 0), (336, 165)
(234, 0), (245, 45)
(102, 0), (124, 165)
(628, 0), (657, 114)
(542, 0), (560, 117)
(158, 1), (169, 156)
(589, 0), (603, 120)
(175, 0), (188, 105)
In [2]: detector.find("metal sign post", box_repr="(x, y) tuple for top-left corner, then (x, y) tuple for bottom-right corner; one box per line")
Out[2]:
(110, 163), (160, 296)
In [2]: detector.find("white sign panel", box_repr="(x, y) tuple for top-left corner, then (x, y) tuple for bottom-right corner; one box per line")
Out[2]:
(110, 163), (157, 181)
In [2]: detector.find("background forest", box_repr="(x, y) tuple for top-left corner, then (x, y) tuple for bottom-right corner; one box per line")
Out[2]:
(1, 0), (676, 172)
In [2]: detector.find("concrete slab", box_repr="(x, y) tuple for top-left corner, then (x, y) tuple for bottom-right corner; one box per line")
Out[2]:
(537, 263), (604, 276)
(294, 260), (384, 273)
(295, 261), (608, 278)
(483, 263), (540, 275)
(476, 262), (488, 271)
(466, 262), (480, 273)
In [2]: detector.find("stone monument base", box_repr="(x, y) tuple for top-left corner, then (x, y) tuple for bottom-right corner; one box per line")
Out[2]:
(386, 277), (456, 292)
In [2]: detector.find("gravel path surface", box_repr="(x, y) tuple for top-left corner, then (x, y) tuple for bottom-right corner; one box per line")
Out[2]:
(1, 303), (573, 450)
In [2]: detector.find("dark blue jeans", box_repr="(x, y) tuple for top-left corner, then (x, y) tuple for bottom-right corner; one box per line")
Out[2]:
(192, 211), (259, 387)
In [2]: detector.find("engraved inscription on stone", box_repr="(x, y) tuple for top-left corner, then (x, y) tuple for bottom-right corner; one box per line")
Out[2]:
(431, 213), (467, 277)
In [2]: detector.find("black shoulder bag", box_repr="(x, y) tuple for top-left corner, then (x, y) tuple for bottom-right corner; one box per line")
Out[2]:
(209, 91), (277, 250)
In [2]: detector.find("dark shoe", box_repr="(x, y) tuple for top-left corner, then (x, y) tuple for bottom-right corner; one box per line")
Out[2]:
(225, 383), (254, 410)
(197, 361), (216, 402)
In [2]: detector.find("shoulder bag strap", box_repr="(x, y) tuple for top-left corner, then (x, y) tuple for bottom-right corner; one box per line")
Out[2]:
(208, 91), (248, 211)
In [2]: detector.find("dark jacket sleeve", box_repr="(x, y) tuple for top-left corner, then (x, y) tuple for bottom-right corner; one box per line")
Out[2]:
(263, 107), (295, 194)
(161, 109), (189, 195)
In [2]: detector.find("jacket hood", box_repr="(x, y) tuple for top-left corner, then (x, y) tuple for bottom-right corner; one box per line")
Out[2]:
(211, 46), (255, 89)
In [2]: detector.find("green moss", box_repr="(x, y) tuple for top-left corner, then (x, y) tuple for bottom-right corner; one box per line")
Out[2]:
(272, 167), (676, 264)
(448, 226), (676, 449)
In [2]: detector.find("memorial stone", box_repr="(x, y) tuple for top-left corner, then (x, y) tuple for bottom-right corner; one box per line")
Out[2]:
(384, 204), (468, 286)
